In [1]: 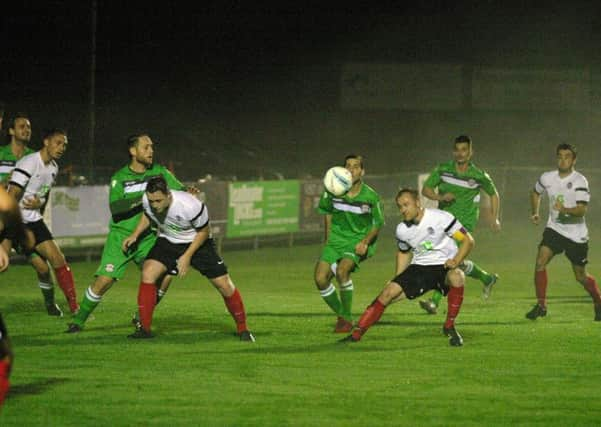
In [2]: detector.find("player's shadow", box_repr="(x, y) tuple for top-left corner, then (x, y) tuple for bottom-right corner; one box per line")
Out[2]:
(7, 377), (70, 399)
(1, 299), (43, 314)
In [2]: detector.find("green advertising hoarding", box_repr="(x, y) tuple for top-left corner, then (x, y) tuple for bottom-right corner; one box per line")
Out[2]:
(227, 180), (300, 237)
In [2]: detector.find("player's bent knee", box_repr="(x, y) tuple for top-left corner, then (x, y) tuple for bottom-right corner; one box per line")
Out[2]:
(447, 268), (465, 288)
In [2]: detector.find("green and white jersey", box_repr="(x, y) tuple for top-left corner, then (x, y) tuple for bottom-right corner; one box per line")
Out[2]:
(109, 164), (185, 234)
(0, 144), (34, 185)
(318, 182), (384, 242)
(423, 160), (497, 232)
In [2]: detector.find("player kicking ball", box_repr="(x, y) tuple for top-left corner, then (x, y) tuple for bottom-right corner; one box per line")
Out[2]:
(341, 188), (474, 346)
(123, 176), (255, 341)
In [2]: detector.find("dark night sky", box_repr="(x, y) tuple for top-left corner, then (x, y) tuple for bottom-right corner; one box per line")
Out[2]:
(2, 1), (600, 181)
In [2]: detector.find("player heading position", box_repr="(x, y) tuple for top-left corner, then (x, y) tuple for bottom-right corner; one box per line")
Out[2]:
(7, 128), (79, 313)
(123, 176), (255, 341)
(314, 154), (384, 333)
(66, 134), (185, 333)
(419, 134), (499, 314)
(342, 189), (474, 346)
(527, 143), (601, 321)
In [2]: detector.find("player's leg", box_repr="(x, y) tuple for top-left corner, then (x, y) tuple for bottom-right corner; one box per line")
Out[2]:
(30, 255), (62, 316)
(0, 313), (13, 406)
(208, 274), (254, 341)
(567, 241), (601, 320)
(132, 274), (172, 329)
(419, 290), (441, 315)
(443, 268), (465, 346)
(526, 244), (554, 320)
(461, 259), (498, 298)
(334, 257), (357, 332)
(193, 239), (254, 341)
(343, 280), (403, 342)
(35, 236), (79, 314)
(66, 275), (115, 333)
(130, 259), (166, 337)
(314, 259), (341, 317)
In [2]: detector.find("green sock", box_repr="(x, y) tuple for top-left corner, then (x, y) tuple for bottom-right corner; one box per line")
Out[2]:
(320, 283), (342, 315)
(431, 290), (443, 307)
(39, 282), (55, 306)
(340, 280), (353, 321)
(464, 260), (493, 285)
(72, 287), (102, 327)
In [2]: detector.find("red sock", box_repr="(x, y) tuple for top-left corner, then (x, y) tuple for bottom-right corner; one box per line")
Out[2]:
(352, 299), (386, 340)
(0, 359), (11, 407)
(138, 282), (157, 332)
(583, 276), (601, 307)
(54, 264), (78, 313)
(223, 289), (247, 333)
(535, 270), (548, 307)
(444, 286), (464, 329)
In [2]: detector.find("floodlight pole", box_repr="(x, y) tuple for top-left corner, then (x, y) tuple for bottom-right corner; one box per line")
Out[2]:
(88, 0), (97, 183)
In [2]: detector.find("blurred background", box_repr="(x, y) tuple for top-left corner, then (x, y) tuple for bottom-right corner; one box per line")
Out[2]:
(2, 1), (601, 230)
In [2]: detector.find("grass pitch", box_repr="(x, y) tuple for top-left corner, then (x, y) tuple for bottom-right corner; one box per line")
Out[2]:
(1, 223), (601, 426)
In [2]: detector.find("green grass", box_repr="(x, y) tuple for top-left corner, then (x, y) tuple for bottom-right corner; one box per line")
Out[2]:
(1, 223), (601, 426)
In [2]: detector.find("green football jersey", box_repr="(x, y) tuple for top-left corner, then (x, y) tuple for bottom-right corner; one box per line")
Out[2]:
(423, 160), (497, 231)
(318, 182), (384, 241)
(109, 164), (185, 234)
(0, 144), (35, 185)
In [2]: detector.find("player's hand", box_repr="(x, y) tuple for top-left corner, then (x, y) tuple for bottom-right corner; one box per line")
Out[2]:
(22, 196), (42, 209)
(490, 219), (501, 232)
(122, 236), (137, 253)
(186, 186), (200, 195)
(530, 213), (540, 225)
(445, 258), (459, 269)
(439, 193), (455, 203)
(552, 200), (564, 212)
(0, 246), (9, 272)
(176, 255), (191, 277)
(355, 240), (368, 256)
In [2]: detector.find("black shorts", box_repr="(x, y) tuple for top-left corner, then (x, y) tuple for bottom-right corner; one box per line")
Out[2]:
(25, 220), (53, 246)
(391, 264), (449, 300)
(146, 237), (228, 279)
(540, 227), (588, 266)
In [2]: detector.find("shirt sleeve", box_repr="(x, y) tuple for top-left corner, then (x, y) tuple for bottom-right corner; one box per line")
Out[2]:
(423, 165), (442, 189)
(443, 214), (465, 238)
(317, 191), (333, 214)
(191, 201), (209, 230)
(9, 156), (34, 189)
(534, 174), (546, 195)
(575, 176), (590, 204)
(480, 170), (498, 196)
(371, 195), (385, 228)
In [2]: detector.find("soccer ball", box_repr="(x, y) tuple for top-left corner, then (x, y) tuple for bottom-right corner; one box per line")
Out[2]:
(323, 166), (352, 196)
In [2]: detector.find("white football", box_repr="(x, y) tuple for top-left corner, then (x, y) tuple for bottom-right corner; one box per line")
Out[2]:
(323, 166), (352, 196)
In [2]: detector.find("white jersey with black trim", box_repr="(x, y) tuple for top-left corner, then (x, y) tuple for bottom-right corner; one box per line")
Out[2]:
(395, 208), (464, 266)
(534, 170), (589, 243)
(9, 152), (57, 223)
(142, 190), (209, 244)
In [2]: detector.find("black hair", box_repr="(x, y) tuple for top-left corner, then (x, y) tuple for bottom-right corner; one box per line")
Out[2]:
(454, 135), (472, 148)
(146, 176), (169, 194)
(556, 143), (577, 158)
(344, 153), (364, 168)
(396, 188), (419, 202)
(8, 112), (30, 130)
(42, 128), (67, 140)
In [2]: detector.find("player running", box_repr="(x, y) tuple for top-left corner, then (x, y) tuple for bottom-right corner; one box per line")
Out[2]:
(419, 135), (500, 314)
(527, 143), (601, 321)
